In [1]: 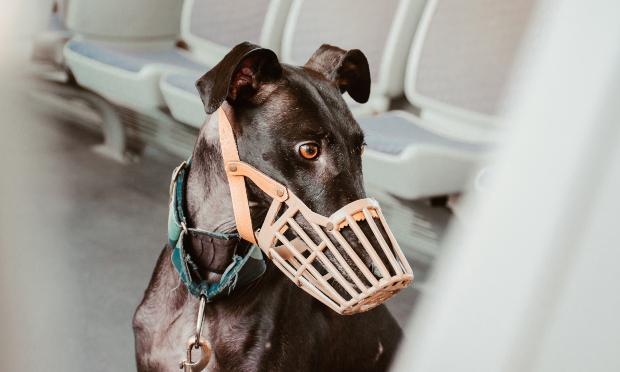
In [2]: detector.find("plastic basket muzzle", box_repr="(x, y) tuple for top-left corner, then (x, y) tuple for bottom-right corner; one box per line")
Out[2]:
(256, 193), (414, 315)
(218, 107), (413, 315)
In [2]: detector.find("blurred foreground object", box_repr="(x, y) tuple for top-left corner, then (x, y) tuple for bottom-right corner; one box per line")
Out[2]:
(1, 4), (57, 372)
(0, 0), (54, 69)
(391, 0), (620, 371)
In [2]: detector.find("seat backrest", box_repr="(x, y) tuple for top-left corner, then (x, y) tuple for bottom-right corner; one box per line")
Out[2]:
(55, 0), (69, 28)
(181, 0), (293, 66)
(405, 0), (537, 142)
(63, 0), (183, 40)
(281, 0), (427, 98)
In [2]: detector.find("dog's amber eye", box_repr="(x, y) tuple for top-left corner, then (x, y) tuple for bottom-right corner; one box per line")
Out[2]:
(299, 143), (319, 159)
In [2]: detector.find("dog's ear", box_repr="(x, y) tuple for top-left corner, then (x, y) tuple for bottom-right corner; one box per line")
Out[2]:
(305, 44), (371, 103)
(196, 42), (282, 114)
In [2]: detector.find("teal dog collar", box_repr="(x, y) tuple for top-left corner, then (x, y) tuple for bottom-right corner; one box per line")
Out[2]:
(168, 158), (266, 300)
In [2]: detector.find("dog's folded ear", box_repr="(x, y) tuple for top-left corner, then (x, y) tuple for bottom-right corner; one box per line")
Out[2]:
(196, 42), (282, 114)
(305, 44), (371, 103)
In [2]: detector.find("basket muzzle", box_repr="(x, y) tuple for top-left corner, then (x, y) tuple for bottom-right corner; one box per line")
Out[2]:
(218, 108), (413, 314)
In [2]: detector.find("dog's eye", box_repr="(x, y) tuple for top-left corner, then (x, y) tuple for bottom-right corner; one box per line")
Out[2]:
(299, 143), (319, 159)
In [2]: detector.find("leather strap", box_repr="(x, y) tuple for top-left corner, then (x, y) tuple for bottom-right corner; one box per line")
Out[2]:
(225, 161), (288, 202)
(218, 108), (291, 245)
(218, 108), (257, 244)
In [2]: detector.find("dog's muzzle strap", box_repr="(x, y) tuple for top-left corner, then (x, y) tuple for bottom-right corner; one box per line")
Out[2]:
(218, 108), (257, 244)
(218, 108), (289, 244)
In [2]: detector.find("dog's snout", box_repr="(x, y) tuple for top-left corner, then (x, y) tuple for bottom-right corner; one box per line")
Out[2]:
(338, 222), (383, 285)
(370, 262), (383, 279)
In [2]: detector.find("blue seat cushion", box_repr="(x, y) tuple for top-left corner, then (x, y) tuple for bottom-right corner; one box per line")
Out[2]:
(162, 71), (206, 95)
(66, 39), (208, 73)
(358, 112), (489, 155)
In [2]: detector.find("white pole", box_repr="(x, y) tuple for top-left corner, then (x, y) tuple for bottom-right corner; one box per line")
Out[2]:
(391, 0), (620, 371)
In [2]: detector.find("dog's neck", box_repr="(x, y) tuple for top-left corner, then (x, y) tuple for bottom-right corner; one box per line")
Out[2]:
(185, 112), (238, 233)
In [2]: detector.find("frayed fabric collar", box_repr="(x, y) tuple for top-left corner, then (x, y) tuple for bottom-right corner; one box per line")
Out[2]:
(168, 158), (266, 300)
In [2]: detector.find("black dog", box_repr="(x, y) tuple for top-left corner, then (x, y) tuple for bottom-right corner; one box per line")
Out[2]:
(133, 42), (403, 372)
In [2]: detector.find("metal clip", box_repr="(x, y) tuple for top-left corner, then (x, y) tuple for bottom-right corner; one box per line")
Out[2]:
(195, 295), (206, 345)
(179, 295), (210, 372)
(179, 335), (211, 372)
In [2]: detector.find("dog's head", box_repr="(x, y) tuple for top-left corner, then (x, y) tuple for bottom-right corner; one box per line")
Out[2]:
(196, 42), (397, 295)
